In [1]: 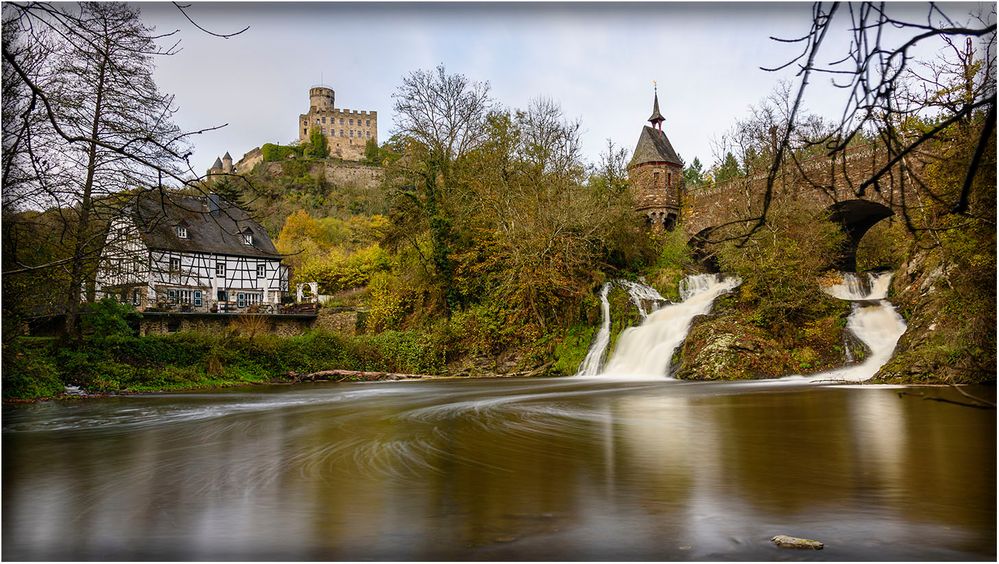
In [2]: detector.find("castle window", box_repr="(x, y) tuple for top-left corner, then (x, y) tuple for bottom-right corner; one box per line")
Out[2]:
(340, 130), (344, 136)
(315, 118), (320, 124)
(340, 118), (344, 125)
(366, 131), (370, 138)
(303, 128), (307, 136)
(653, 171), (661, 188)
(366, 119), (370, 126)
(349, 119), (354, 125)
(350, 131), (354, 137)
(667, 172), (673, 188)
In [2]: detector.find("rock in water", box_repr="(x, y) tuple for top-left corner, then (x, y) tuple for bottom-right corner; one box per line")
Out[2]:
(771, 535), (824, 550)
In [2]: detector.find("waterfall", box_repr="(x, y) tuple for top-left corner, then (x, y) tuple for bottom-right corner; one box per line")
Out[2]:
(801, 271), (907, 383)
(616, 280), (666, 318)
(602, 274), (741, 378)
(576, 283), (613, 376)
(575, 274), (740, 378)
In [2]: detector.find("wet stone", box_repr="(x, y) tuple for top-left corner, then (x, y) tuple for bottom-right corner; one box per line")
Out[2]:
(771, 535), (824, 550)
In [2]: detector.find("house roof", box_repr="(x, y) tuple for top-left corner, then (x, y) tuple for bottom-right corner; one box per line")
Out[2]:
(629, 125), (683, 168)
(131, 192), (282, 259)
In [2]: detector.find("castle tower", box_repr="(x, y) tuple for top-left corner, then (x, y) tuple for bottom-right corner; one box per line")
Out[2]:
(628, 86), (684, 231)
(309, 86), (335, 112)
(222, 152), (233, 173)
(298, 84), (378, 162)
(207, 156), (223, 178)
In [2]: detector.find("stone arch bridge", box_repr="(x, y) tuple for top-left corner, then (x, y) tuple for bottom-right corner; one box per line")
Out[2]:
(679, 146), (916, 271)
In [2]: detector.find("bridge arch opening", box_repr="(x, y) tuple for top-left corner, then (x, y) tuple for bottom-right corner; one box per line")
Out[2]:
(826, 199), (894, 272)
(688, 227), (720, 273)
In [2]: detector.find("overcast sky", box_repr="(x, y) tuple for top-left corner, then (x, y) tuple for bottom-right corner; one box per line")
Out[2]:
(138, 2), (988, 175)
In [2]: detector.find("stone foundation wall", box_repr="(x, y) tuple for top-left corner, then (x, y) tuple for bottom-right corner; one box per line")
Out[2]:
(313, 307), (362, 335)
(324, 161), (383, 189)
(140, 313), (315, 337)
(138, 309), (367, 338)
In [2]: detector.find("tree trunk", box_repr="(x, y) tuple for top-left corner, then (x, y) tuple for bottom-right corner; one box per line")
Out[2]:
(62, 55), (107, 343)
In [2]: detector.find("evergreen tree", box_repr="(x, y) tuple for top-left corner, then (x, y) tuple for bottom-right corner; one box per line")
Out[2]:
(714, 152), (742, 184)
(683, 157), (705, 187)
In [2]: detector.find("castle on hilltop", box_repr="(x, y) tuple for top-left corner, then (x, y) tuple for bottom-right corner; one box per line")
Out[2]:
(628, 88), (684, 231)
(299, 85), (378, 161)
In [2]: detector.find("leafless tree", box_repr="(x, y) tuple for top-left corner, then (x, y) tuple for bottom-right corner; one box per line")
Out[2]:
(389, 64), (492, 315)
(710, 2), (996, 245)
(1, 2), (245, 340)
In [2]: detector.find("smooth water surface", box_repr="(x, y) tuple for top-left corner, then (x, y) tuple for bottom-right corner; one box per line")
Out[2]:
(3, 378), (995, 560)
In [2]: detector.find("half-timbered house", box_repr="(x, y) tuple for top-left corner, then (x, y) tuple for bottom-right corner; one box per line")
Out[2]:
(95, 192), (290, 312)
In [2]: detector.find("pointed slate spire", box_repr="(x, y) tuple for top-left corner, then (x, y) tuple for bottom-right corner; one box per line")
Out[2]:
(648, 83), (665, 130)
(211, 156), (223, 169)
(223, 151), (232, 160)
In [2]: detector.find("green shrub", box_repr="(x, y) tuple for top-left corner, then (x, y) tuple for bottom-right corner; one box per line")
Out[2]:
(261, 143), (303, 162)
(2, 342), (63, 399)
(83, 297), (139, 339)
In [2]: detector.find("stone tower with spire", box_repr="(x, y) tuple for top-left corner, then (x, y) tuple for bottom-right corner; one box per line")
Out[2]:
(628, 86), (684, 230)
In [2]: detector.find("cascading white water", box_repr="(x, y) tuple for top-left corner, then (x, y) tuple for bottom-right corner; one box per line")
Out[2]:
(616, 280), (667, 318)
(594, 274), (741, 378)
(576, 283), (613, 377)
(797, 271), (907, 383)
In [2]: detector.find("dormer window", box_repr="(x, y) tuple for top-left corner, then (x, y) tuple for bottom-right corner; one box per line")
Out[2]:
(176, 225), (188, 239)
(241, 229), (253, 246)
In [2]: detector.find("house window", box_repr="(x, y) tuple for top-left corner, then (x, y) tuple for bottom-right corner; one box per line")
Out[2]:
(216, 262), (225, 277)
(242, 232), (253, 245)
(194, 290), (203, 307)
(237, 292), (246, 308)
(132, 289), (141, 306)
(257, 264), (266, 278)
(168, 289), (178, 303)
(169, 257), (181, 272)
(217, 289), (227, 302)
(176, 226), (188, 239)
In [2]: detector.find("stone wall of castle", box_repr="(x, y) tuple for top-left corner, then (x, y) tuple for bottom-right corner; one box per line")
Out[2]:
(323, 161), (384, 189)
(235, 147), (264, 174)
(262, 160), (383, 190)
(299, 109), (377, 161)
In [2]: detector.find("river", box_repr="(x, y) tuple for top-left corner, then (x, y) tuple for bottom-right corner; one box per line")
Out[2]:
(3, 377), (995, 560)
